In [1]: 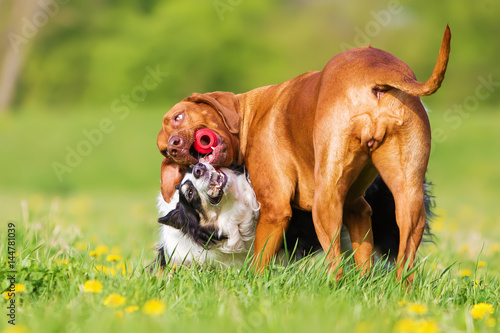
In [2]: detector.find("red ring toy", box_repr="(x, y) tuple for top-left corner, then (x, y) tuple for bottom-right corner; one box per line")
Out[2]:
(194, 129), (218, 154)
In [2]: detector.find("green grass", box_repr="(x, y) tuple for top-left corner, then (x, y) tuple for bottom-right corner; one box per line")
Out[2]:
(1, 106), (500, 332)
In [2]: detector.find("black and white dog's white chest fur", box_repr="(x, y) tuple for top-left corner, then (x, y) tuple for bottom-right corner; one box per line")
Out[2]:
(156, 163), (260, 266)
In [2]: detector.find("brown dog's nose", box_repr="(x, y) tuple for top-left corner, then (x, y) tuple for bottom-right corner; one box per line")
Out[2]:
(168, 136), (184, 157)
(169, 136), (184, 147)
(192, 163), (207, 179)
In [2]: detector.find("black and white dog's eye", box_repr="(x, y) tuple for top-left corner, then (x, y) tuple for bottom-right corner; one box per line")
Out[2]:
(187, 189), (193, 199)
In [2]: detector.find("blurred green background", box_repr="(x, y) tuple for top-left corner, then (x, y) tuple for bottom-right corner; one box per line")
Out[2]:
(0, 0), (499, 250)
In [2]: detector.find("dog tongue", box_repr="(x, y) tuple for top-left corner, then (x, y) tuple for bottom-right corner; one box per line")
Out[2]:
(202, 144), (224, 164)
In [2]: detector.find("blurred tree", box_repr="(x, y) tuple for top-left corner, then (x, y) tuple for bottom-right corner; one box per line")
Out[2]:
(0, 0), (41, 112)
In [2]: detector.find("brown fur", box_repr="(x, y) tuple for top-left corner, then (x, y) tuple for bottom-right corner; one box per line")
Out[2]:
(157, 27), (451, 282)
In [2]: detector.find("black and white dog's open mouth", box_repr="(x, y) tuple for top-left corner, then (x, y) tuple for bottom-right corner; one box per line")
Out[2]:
(206, 168), (227, 205)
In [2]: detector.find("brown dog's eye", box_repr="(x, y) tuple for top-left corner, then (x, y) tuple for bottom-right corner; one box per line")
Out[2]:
(173, 113), (184, 122)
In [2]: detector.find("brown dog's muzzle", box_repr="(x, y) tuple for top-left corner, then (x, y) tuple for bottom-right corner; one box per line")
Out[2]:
(167, 135), (186, 158)
(164, 128), (198, 165)
(164, 129), (232, 168)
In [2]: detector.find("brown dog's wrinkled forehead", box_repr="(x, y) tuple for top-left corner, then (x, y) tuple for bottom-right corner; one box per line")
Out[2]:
(162, 100), (227, 132)
(162, 92), (240, 134)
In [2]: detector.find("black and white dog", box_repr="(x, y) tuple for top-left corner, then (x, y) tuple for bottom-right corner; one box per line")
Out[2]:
(155, 163), (259, 266)
(153, 162), (433, 268)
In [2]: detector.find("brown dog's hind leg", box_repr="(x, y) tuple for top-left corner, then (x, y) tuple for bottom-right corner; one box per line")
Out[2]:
(312, 142), (372, 280)
(343, 196), (374, 275)
(380, 177), (426, 283)
(371, 127), (430, 283)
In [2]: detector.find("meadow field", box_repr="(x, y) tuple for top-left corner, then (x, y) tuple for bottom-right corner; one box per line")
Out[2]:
(1, 106), (499, 333)
(1, 1), (500, 332)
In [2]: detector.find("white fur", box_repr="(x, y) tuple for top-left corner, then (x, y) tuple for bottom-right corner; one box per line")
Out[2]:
(157, 166), (259, 266)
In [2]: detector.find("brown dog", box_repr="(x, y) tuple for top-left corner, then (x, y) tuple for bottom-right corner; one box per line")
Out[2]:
(157, 27), (451, 281)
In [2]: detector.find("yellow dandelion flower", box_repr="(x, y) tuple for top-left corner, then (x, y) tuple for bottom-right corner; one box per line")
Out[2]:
(95, 245), (109, 255)
(89, 250), (99, 257)
(67, 196), (92, 216)
(115, 310), (124, 320)
(458, 244), (470, 255)
(432, 208), (447, 225)
(395, 318), (415, 333)
(459, 269), (472, 277)
(29, 194), (45, 211)
(486, 318), (497, 327)
(125, 305), (139, 313)
(103, 293), (126, 308)
(418, 319), (440, 333)
(477, 261), (487, 268)
(4, 283), (28, 298)
(489, 243), (500, 255)
(394, 318), (439, 333)
(106, 254), (121, 262)
(116, 262), (132, 276)
(75, 242), (88, 251)
(15, 284), (27, 293)
(398, 300), (407, 307)
(470, 303), (494, 319)
(55, 259), (68, 265)
(1, 324), (30, 333)
(82, 280), (103, 293)
(354, 321), (369, 333)
(2, 291), (15, 300)
(432, 220), (444, 233)
(406, 303), (428, 315)
(94, 265), (116, 276)
(142, 299), (166, 316)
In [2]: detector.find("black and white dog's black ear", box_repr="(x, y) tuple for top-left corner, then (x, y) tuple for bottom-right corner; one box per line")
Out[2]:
(158, 203), (228, 248)
(158, 204), (186, 230)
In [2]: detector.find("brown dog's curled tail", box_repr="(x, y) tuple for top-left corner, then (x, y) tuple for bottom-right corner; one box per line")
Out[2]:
(375, 25), (451, 97)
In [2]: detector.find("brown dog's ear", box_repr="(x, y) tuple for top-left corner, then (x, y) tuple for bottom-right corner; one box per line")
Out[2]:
(160, 158), (184, 203)
(187, 92), (240, 134)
